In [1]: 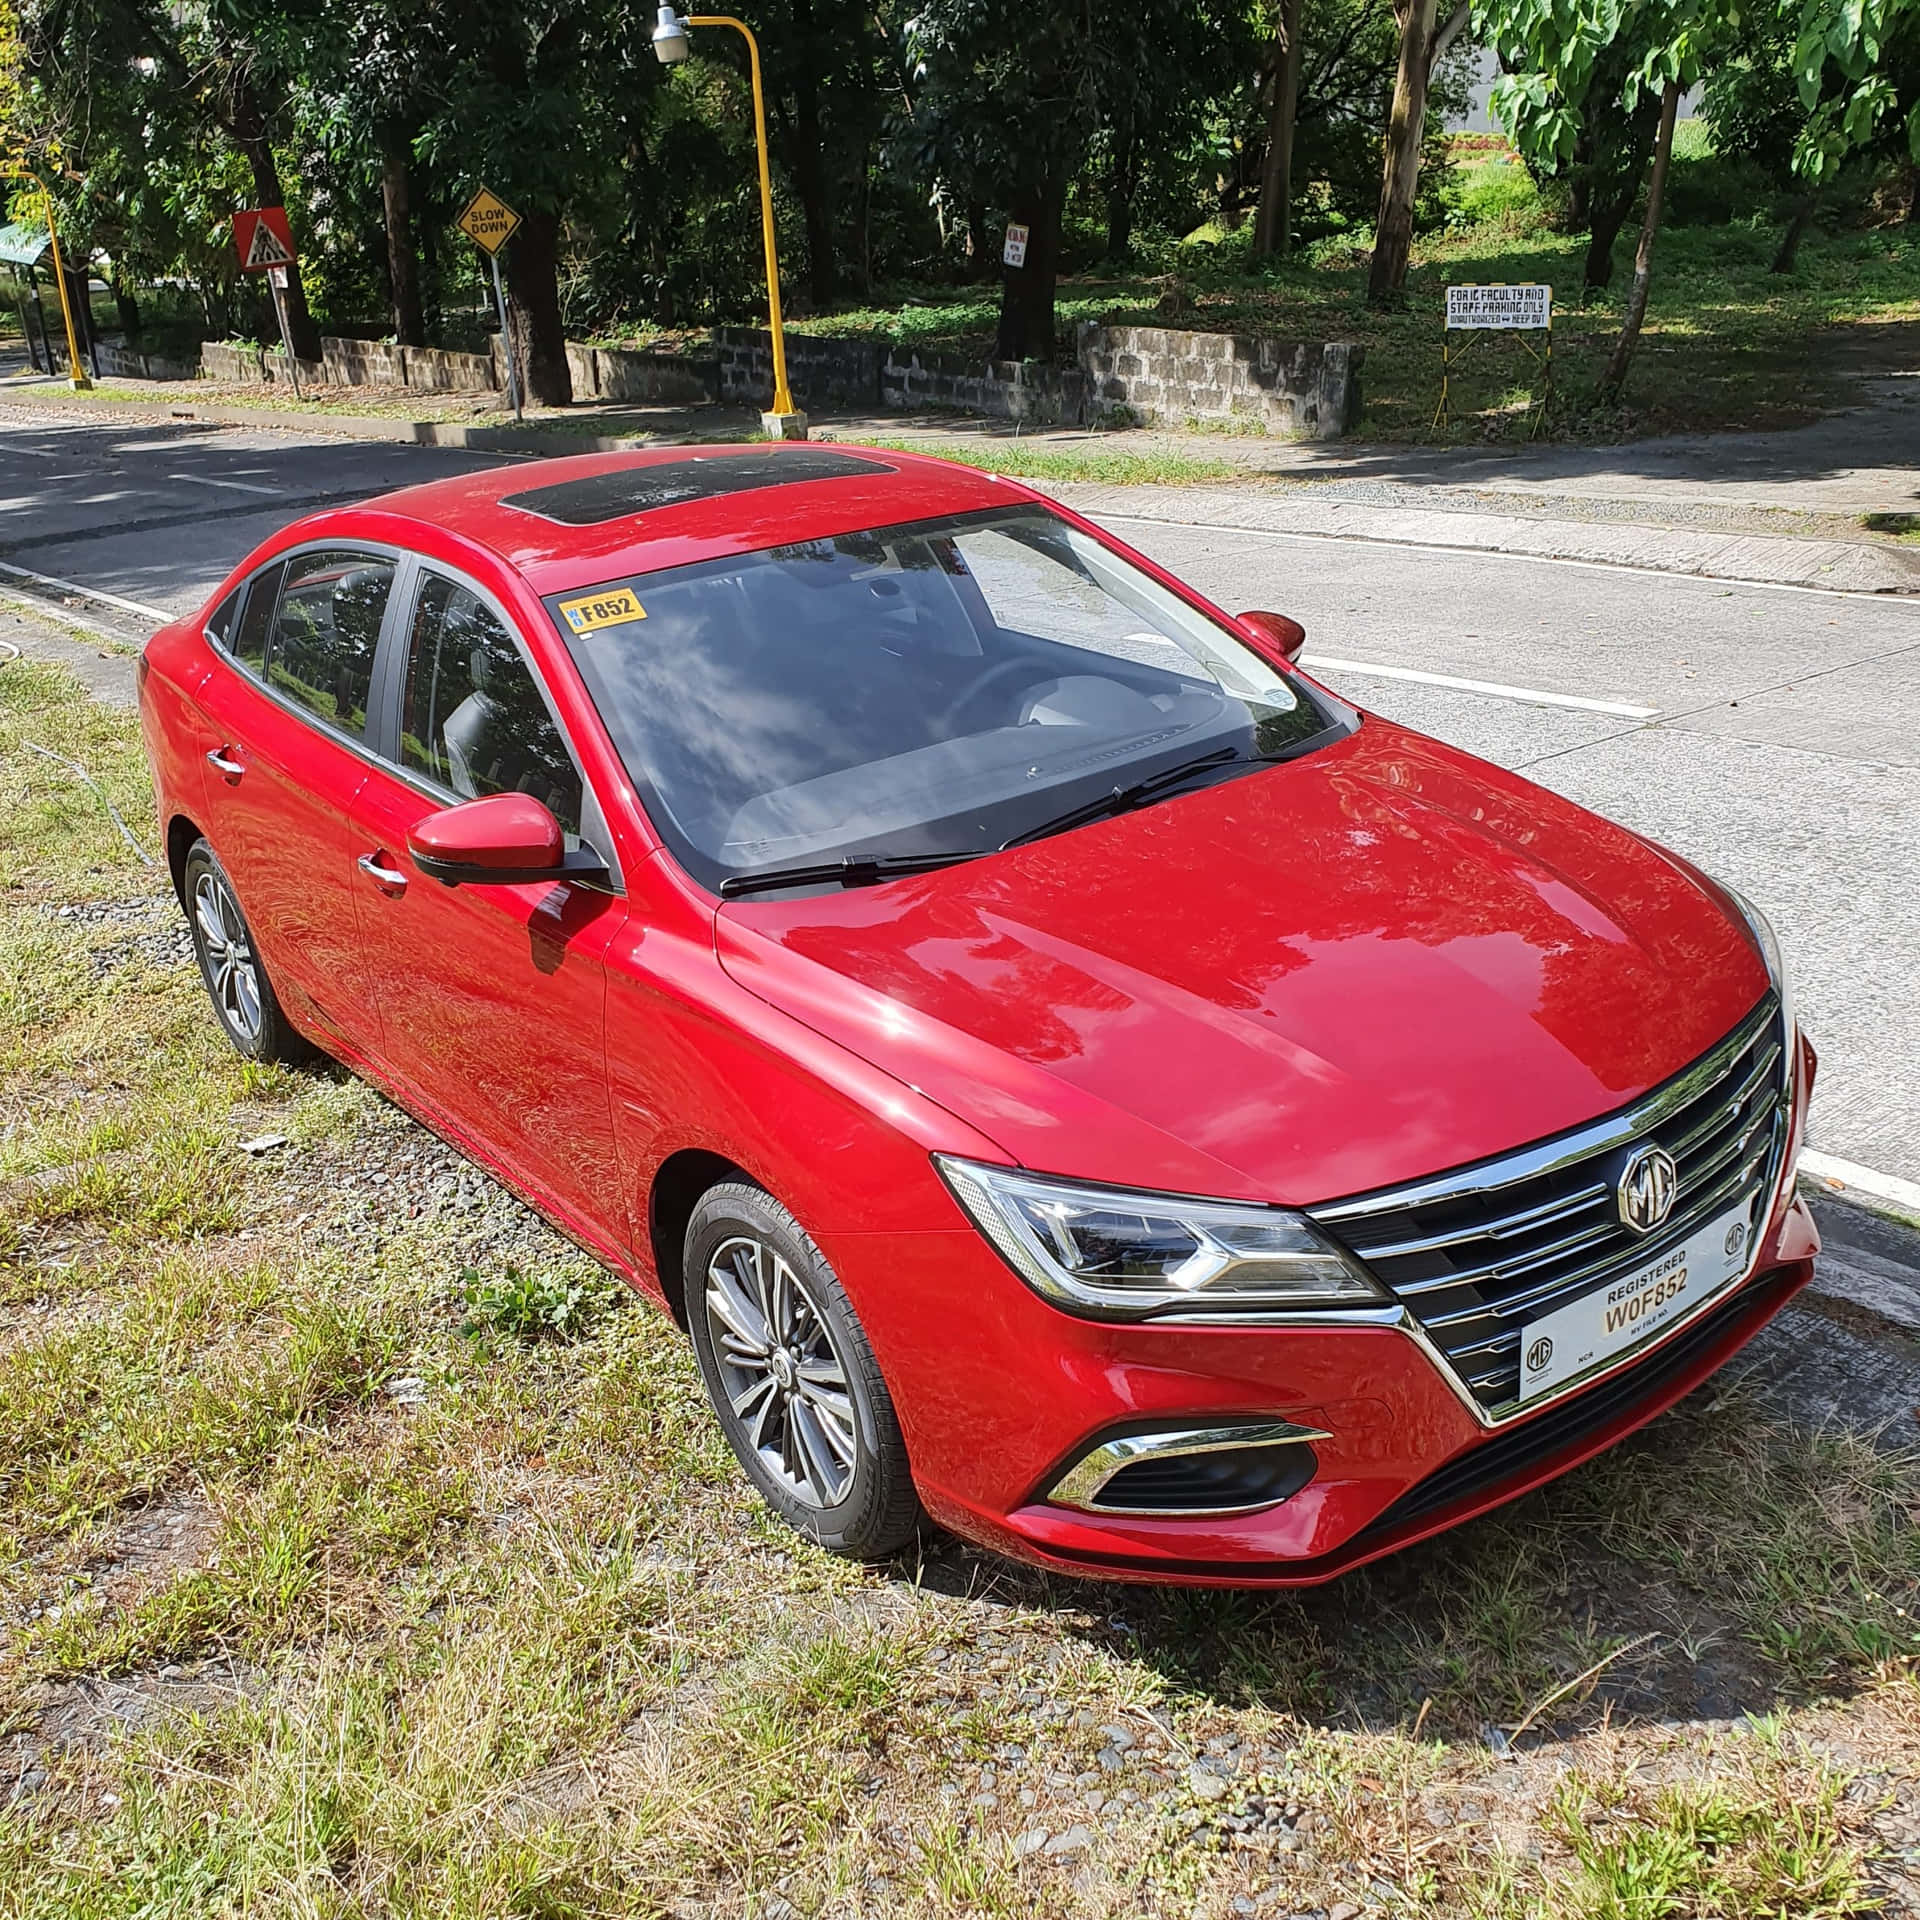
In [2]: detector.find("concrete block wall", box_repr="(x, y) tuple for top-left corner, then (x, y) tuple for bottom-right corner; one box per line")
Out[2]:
(1077, 325), (1361, 439)
(716, 327), (884, 409)
(94, 341), (199, 382)
(568, 340), (717, 404)
(720, 323), (1360, 439)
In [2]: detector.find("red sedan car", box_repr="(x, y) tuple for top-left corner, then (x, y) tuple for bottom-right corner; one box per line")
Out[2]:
(138, 445), (1817, 1585)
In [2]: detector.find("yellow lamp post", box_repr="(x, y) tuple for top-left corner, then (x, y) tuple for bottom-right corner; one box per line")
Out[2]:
(6, 168), (90, 390)
(650, 5), (805, 438)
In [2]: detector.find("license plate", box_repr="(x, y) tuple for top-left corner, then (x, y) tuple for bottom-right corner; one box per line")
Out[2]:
(1518, 1189), (1761, 1401)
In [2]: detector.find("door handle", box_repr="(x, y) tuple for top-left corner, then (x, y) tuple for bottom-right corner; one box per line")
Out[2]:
(206, 745), (245, 782)
(357, 851), (409, 892)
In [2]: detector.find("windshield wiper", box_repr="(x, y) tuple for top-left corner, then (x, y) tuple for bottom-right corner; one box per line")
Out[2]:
(1000, 745), (1252, 850)
(718, 849), (993, 899)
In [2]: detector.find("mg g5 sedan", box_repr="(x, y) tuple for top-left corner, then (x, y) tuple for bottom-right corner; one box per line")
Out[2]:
(138, 444), (1818, 1584)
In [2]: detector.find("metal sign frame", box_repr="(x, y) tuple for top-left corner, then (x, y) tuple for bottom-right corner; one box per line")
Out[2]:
(1435, 284), (1555, 439)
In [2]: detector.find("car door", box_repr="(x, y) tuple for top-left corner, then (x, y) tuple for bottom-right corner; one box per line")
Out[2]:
(347, 559), (631, 1263)
(192, 546), (400, 1056)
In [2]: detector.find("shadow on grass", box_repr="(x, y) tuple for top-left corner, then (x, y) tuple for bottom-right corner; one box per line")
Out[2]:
(898, 1342), (1920, 1746)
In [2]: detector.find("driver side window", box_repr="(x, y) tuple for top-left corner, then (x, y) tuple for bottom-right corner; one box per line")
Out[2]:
(399, 571), (582, 835)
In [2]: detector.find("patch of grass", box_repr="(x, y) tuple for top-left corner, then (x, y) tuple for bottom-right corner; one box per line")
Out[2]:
(1862, 511), (1920, 545)
(840, 433), (1241, 487)
(458, 1257), (625, 1343)
(4, 646), (1918, 1918)
(802, 219), (1919, 444)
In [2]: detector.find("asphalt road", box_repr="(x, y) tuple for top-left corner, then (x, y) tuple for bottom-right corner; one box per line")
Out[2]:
(3, 404), (1917, 1203)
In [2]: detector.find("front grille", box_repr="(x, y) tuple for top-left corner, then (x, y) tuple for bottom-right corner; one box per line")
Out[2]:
(1356, 1264), (1800, 1540)
(1311, 995), (1788, 1415)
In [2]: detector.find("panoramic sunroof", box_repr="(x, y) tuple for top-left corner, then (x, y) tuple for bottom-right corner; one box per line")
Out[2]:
(498, 450), (895, 527)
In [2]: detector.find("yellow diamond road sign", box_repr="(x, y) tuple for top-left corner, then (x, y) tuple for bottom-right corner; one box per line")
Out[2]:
(458, 188), (521, 255)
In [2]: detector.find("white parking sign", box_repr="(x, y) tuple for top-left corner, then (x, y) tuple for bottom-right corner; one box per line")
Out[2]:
(1445, 283), (1552, 331)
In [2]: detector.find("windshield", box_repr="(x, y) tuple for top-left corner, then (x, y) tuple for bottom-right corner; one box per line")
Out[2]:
(546, 505), (1352, 895)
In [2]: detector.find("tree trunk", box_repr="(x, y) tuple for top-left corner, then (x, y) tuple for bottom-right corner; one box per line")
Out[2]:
(1367, 0), (1442, 303)
(1770, 193), (1814, 273)
(1601, 79), (1679, 400)
(1583, 189), (1634, 288)
(110, 270), (141, 340)
(1105, 113), (1138, 263)
(994, 177), (1063, 363)
(785, 1), (837, 307)
(378, 120), (427, 347)
(225, 75), (323, 362)
(505, 209), (572, 406)
(1254, 0), (1303, 258)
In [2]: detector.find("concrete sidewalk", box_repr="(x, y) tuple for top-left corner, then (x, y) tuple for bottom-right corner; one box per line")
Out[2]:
(1039, 482), (1920, 595)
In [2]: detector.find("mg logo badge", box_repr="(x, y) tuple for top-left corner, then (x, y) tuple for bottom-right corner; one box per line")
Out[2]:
(1526, 1336), (1554, 1374)
(1617, 1144), (1679, 1235)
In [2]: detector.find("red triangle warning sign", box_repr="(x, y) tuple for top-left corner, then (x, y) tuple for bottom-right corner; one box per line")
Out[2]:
(245, 216), (293, 268)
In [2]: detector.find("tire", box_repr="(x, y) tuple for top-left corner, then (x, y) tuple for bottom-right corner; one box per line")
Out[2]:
(685, 1181), (921, 1559)
(182, 838), (312, 1065)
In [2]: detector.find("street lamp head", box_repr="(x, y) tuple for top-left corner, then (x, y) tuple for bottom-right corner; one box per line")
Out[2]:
(651, 4), (691, 62)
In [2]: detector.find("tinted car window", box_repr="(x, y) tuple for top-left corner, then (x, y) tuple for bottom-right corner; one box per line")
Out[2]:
(262, 549), (393, 737)
(546, 505), (1348, 893)
(400, 570), (581, 835)
(205, 588), (242, 652)
(229, 561), (286, 672)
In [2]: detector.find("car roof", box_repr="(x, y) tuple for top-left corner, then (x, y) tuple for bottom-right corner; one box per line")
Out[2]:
(349, 441), (1025, 598)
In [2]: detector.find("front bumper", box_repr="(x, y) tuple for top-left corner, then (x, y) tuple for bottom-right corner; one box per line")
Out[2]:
(827, 1032), (1818, 1588)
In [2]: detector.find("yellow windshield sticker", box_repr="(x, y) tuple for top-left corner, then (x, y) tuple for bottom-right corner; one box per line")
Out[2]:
(558, 588), (646, 635)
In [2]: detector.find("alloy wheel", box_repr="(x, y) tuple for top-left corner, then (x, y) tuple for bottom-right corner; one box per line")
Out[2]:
(193, 869), (262, 1044)
(702, 1233), (860, 1509)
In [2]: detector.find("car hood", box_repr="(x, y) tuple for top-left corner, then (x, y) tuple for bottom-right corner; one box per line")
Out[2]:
(714, 719), (1767, 1206)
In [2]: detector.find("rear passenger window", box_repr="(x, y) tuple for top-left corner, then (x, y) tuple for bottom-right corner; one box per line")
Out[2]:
(400, 570), (581, 835)
(229, 561), (285, 672)
(262, 549), (394, 737)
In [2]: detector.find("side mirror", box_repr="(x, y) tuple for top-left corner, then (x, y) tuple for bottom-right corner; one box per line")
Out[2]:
(407, 792), (603, 888)
(1238, 609), (1307, 663)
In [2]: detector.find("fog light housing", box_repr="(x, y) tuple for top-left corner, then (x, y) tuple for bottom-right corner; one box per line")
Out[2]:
(1046, 1420), (1328, 1517)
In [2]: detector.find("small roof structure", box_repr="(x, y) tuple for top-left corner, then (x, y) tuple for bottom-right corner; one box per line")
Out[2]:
(0, 222), (53, 268)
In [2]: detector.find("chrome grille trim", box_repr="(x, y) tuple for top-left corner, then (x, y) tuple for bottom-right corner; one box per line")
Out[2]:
(1310, 994), (1789, 1418)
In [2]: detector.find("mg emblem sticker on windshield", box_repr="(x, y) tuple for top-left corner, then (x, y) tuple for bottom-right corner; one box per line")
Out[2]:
(1616, 1144), (1679, 1235)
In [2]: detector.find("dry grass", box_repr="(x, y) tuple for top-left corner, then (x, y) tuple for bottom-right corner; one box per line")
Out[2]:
(1, 645), (1916, 1917)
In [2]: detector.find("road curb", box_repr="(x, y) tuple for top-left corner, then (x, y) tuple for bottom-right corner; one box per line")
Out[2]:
(1042, 482), (1920, 598)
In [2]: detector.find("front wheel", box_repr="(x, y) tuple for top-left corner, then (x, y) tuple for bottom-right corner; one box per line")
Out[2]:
(685, 1182), (921, 1559)
(182, 838), (312, 1065)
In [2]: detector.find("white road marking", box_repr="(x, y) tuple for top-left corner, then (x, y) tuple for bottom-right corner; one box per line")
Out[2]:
(1299, 653), (1660, 718)
(0, 442), (57, 458)
(169, 472), (283, 496)
(1091, 508), (1920, 607)
(1800, 1151), (1920, 1219)
(0, 558), (171, 622)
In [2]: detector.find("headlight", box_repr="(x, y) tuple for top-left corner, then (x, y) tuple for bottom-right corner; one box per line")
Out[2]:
(934, 1157), (1387, 1320)
(1721, 882), (1795, 1044)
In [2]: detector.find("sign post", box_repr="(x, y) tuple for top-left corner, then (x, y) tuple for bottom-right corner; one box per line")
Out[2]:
(457, 188), (523, 424)
(231, 208), (304, 401)
(1436, 283), (1554, 436)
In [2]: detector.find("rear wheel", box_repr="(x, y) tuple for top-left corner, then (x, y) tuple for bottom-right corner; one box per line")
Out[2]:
(685, 1182), (921, 1559)
(182, 839), (311, 1065)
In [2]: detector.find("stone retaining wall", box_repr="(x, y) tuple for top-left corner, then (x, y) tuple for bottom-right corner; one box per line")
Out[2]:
(1077, 325), (1361, 439)
(94, 341), (198, 382)
(717, 323), (1361, 439)
(191, 321), (1358, 437)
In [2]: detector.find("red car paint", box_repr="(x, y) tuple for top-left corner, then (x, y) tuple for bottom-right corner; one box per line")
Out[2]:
(138, 444), (1818, 1585)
